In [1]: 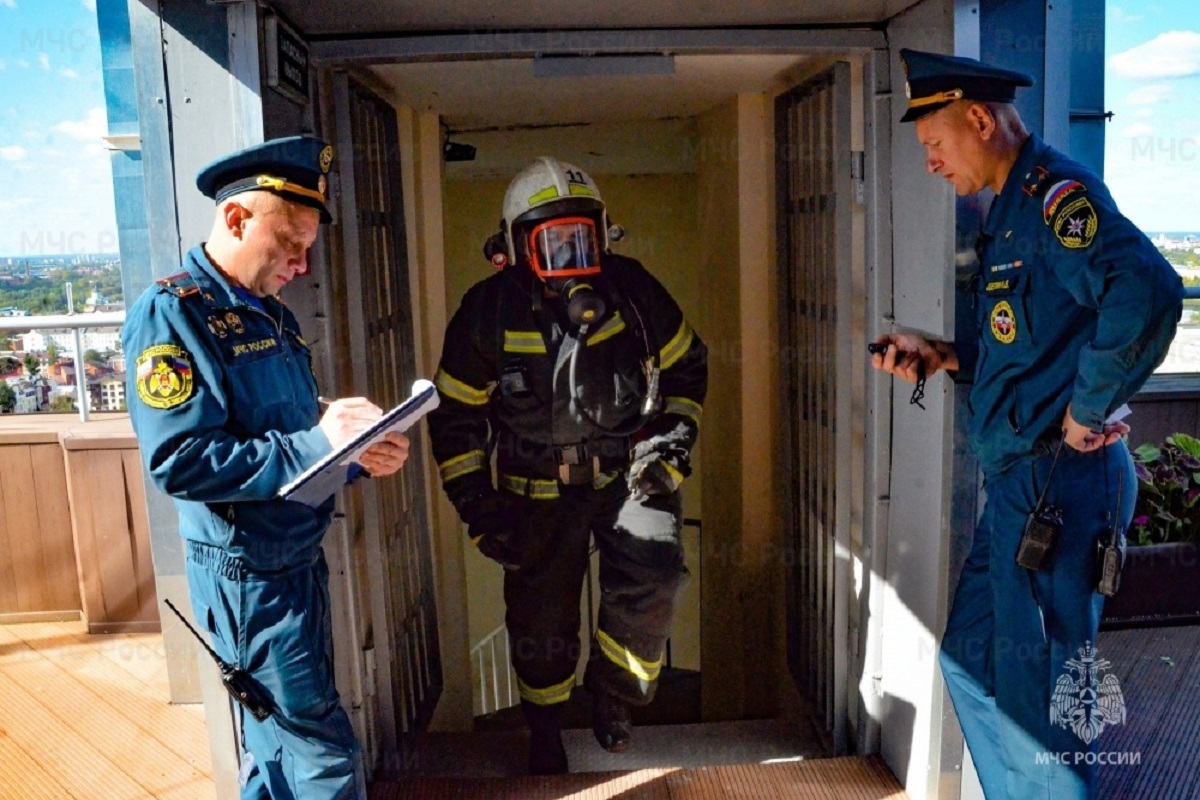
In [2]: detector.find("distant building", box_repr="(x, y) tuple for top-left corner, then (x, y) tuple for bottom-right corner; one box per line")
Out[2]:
(101, 373), (126, 411)
(19, 328), (122, 355)
(11, 381), (43, 414)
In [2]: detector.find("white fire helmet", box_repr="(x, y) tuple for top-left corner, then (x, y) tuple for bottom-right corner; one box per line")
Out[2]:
(502, 156), (608, 278)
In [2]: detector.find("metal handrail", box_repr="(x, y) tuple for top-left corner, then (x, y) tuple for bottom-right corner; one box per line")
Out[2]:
(468, 624), (516, 715)
(0, 310), (126, 422)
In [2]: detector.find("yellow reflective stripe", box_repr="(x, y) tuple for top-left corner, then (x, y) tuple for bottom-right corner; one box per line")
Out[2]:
(596, 629), (662, 682)
(592, 470), (620, 490)
(568, 184), (596, 197)
(498, 471), (560, 500)
(586, 312), (626, 346)
(503, 330), (547, 354)
(528, 186), (559, 205)
(662, 396), (702, 424)
(658, 320), (695, 370)
(434, 368), (489, 406)
(517, 674), (574, 706)
(658, 459), (684, 491)
(439, 450), (486, 482)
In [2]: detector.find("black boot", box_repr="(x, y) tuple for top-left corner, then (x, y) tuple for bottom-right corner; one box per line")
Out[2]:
(591, 690), (633, 753)
(522, 701), (568, 775)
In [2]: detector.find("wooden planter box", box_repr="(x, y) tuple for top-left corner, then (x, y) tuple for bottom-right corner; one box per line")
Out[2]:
(1100, 542), (1200, 629)
(0, 414), (159, 633)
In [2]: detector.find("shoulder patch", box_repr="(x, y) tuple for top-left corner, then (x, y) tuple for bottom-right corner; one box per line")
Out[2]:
(135, 344), (195, 409)
(155, 271), (199, 298)
(1053, 196), (1099, 249)
(1022, 165), (1050, 197)
(1043, 179), (1087, 225)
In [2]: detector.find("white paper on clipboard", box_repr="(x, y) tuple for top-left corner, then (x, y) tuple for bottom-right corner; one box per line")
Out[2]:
(279, 379), (440, 507)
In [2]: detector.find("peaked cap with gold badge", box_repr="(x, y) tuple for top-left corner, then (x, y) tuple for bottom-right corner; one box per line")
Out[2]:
(899, 48), (1034, 123)
(195, 135), (335, 222)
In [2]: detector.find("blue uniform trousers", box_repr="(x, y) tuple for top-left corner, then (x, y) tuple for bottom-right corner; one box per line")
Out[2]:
(940, 440), (1134, 800)
(186, 546), (365, 800)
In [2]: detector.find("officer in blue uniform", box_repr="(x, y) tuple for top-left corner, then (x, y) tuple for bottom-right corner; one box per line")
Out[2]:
(123, 136), (410, 800)
(873, 50), (1184, 799)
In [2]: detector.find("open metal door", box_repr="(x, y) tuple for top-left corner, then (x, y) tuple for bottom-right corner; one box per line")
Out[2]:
(775, 61), (856, 754)
(332, 72), (442, 775)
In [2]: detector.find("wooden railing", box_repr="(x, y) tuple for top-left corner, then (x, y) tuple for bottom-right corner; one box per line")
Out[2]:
(0, 413), (158, 632)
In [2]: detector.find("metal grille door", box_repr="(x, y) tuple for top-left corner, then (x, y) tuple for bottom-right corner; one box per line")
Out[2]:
(775, 63), (854, 753)
(334, 73), (442, 768)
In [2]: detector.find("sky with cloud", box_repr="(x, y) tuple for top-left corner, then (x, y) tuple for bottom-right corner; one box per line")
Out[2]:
(0, 2), (1196, 257)
(1106, 2), (1200, 234)
(0, 0), (112, 257)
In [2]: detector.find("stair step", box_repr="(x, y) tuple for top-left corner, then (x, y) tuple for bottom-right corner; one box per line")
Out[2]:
(368, 755), (908, 799)
(401, 718), (826, 778)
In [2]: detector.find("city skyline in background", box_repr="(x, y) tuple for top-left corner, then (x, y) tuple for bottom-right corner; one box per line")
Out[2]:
(0, 1), (1197, 258)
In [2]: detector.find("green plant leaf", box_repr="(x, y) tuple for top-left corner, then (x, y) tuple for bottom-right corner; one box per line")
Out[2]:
(1134, 444), (1162, 463)
(1168, 433), (1200, 458)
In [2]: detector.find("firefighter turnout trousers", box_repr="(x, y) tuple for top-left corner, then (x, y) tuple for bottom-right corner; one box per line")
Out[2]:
(504, 478), (689, 711)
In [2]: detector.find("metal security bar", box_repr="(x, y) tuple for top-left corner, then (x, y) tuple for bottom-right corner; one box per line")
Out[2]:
(775, 63), (855, 753)
(335, 73), (442, 764)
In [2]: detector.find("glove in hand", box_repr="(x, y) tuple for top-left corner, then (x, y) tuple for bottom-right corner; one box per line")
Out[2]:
(628, 457), (675, 498)
(474, 528), (523, 571)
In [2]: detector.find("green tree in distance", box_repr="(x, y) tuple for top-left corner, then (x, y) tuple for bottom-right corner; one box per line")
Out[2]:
(49, 394), (75, 413)
(23, 354), (40, 379)
(0, 382), (15, 413)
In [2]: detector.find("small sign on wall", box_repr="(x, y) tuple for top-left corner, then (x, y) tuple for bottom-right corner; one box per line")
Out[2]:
(265, 13), (309, 106)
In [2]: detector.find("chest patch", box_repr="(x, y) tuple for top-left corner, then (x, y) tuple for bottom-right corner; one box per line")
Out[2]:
(135, 344), (195, 409)
(1053, 196), (1099, 249)
(231, 337), (280, 358)
(990, 300), (1017, 344)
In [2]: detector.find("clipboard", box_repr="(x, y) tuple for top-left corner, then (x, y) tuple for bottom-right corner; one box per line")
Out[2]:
(279, 379), (440, 508)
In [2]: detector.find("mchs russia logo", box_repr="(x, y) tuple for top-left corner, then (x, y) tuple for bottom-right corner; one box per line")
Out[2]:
(1050, 641), (1126, 745)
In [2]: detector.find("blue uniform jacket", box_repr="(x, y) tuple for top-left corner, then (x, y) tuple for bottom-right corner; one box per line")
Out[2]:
(123, 245), (335, 570)
(958, 135), (1184, 476)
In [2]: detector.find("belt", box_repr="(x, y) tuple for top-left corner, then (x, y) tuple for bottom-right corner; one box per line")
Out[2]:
(553, 439), (631, 485)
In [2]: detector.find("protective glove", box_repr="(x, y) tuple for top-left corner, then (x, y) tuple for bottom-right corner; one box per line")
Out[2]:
(472, 528), (524, 571)
(463, 490), (526, 570)
(627, 458), (678, 499)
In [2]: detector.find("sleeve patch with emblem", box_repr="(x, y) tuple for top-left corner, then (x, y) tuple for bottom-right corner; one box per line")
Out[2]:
(135, 344), (195, 409)
(1053, 196), (1099, 249)
(1043, 179), (1086, 225)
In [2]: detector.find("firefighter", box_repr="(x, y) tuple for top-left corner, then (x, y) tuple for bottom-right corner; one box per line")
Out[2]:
(429, 156), (708, 775)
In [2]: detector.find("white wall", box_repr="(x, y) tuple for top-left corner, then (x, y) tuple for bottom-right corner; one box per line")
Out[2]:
(881, 1), (960, 798)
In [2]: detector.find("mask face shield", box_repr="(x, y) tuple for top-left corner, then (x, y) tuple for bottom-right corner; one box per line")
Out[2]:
(526, 216), (602, 281)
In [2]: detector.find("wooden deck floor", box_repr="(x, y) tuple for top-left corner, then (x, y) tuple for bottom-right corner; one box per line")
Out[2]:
(369, 757), (908, 799)
(8, 619), (1193, 799)
(0, 621), (212, 799)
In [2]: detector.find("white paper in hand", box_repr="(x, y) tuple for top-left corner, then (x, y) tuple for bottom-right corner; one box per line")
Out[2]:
(279, 379), (440, 507)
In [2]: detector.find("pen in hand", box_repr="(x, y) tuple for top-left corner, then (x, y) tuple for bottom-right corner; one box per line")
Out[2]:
(318, 396), (332, 407)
